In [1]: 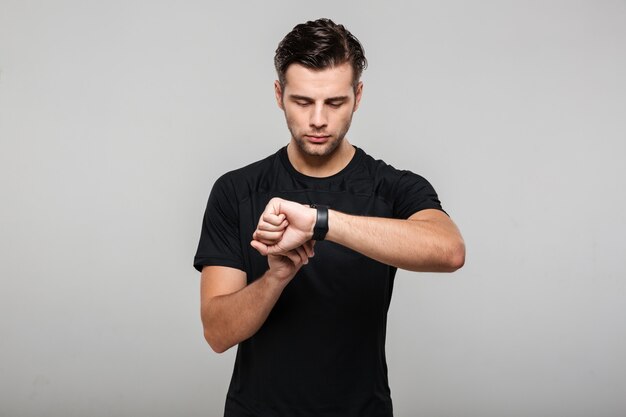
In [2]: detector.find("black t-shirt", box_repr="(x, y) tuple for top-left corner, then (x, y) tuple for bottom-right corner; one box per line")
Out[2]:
(194, 146), (443, 417)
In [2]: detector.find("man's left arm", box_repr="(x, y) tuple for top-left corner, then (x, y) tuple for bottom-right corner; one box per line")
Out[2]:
(326, 208), (464, 272)
(251, 198), (465, 273)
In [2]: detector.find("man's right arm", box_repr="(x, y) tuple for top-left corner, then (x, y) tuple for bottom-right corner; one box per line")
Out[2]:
(200, 242), (314, 353)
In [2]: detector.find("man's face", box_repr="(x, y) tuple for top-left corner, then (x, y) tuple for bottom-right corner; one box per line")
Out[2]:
(275, 62), (363, 158)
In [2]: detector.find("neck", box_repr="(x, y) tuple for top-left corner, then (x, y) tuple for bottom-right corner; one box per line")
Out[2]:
(287, 139), (355, 178)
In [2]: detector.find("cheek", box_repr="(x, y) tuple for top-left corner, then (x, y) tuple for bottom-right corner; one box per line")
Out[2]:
(285, 108), (306, 128)
(284, 111), (296, 128)
(335, 109), (353, 126)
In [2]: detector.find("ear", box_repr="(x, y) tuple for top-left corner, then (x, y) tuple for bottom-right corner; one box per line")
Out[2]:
(274, 80), (284, 110)
(353, 81), (363, 112)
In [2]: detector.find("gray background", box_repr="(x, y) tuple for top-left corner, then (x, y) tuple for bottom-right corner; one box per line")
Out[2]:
(1, 1), (625, 416)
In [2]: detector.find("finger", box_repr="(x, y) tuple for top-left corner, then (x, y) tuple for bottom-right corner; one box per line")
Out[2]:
(252, 232), (283, 247)
(263, 212), (287, 226)
(253, 229), (284, 243)
(284, 249), (302, 265)
(267, 197), (284, 216)
(250, 240), (269, 256)
(257, 219), (288, 232)
(257, 203), (280, 230)
(303, 240), (315, 258)
(295, 245), (308, 265)
(255, 238), (280, 246)
(265, 242), (291, 257)
(257, 223), (285, 233)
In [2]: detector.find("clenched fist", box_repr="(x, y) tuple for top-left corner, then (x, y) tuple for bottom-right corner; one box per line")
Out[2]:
(251, 197), (317, 256)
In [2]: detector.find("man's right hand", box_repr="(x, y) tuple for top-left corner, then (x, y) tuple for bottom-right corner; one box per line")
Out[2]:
(201, 201), (316, 354)
(250, 198), (316, 282)
(266, 240), (316, 283)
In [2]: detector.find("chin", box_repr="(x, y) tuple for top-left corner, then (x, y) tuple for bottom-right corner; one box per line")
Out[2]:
(295, 137), (342, 158)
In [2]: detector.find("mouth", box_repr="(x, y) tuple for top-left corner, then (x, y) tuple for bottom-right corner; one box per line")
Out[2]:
(304, 135), (331, 144)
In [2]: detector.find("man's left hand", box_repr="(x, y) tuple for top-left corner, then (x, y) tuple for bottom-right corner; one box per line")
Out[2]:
(251, 197), (316, 255)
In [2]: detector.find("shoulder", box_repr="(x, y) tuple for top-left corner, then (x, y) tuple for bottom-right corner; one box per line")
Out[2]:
(218, 150), (279, 183)
(211, 149), (284, 200)
(356, 147), (430, 190)
(358, 148), (399, 175)
(354, 148), (441, 214)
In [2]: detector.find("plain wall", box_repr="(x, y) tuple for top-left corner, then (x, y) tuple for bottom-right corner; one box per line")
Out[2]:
(1, 1), (625, 416)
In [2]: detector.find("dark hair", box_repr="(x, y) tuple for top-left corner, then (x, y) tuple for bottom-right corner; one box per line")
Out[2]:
(274, 18), (367, 90)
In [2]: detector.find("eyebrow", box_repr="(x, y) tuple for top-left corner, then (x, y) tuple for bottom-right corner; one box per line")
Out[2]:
(288, 94), (349, 102)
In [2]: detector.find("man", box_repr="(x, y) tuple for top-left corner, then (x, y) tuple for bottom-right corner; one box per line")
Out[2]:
(194, 18), (465, 417)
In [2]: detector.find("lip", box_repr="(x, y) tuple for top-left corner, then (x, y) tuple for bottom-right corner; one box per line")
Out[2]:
(305, 135), (330, 144)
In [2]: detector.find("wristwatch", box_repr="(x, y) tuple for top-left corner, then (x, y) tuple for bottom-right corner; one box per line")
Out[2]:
(310, 204), (329, 241)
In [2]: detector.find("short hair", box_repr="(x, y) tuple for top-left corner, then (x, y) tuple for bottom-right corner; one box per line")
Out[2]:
(274, 18), (368, 90)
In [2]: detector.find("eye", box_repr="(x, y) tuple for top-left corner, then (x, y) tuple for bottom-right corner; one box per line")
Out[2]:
(327, 101), (344, 108)
(295, 101), (311, 107)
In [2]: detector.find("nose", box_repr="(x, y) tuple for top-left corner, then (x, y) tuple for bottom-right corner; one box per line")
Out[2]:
(309, 104), (328, 130)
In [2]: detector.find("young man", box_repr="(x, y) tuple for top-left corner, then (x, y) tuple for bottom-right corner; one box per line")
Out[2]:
(194, 18), (465, 417)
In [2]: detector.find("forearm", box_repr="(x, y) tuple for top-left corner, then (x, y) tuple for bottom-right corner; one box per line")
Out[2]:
(250, 197), (464, 272)
(202, 271), (288, 353)
(326, 210), (465, 272)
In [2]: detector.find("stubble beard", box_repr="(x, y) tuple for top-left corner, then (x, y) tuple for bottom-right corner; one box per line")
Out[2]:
(286, 115), (353, 158)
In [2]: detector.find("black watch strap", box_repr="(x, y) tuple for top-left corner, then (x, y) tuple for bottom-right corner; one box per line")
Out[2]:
(310, 204), (329, 241)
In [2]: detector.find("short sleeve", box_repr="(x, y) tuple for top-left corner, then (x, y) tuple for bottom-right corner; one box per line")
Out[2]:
(392, 170), (445, 219)
(193, 175), (244, 272)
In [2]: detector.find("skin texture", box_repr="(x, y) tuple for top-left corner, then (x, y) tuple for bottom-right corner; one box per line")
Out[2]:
(252, 198), (465, 273)
(200, 62), (465, 354)
(201, 239), (315, 353)
(275, 62), (362, 177)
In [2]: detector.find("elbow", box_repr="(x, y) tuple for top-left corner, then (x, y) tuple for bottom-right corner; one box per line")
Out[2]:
(203, 328), (230, 354)
(406, 238), (465, 273)
(201, 302), (233, 354)
(445, 239), (465, 272)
